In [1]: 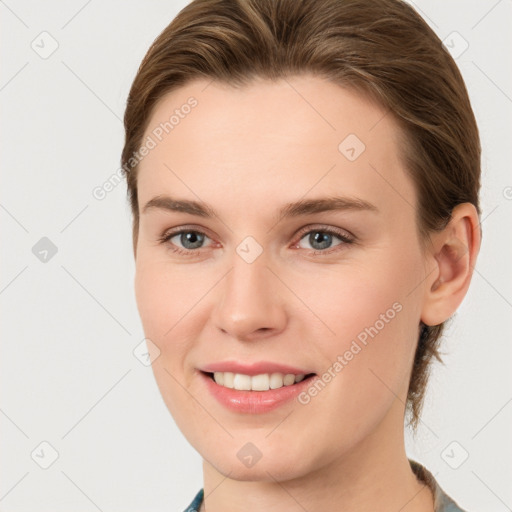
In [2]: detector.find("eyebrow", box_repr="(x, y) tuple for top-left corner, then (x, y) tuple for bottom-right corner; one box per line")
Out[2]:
(142, 194), (378, 219)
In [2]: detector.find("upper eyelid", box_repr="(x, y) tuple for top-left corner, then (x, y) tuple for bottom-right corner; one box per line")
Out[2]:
(295, 224), (354, 239)
(163, 224), (215, 239)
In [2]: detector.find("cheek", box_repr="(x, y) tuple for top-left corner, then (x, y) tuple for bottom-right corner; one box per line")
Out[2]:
(134, 256), (221, 381)
(282, 255), (421, 454)
(300, 249), (422, 392)
(134, 261), (169, 339)
(134, 257), (192, 389)
(134, 258), (206, 429)
(135, 256), (204, 339)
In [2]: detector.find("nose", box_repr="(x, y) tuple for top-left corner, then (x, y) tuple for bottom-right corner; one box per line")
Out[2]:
(211, 255), (288, 341)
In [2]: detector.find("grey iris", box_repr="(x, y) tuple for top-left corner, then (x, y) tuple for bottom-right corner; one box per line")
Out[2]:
(181, 232), (204, 249)
(309, 231), (332, 250)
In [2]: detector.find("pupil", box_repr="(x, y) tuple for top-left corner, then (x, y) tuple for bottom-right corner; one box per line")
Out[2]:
(181, 232), (204, 249)
(310, 231), (332, 250)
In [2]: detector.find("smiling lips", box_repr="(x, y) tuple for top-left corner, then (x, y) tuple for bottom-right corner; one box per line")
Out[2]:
(210, 371), (307, 391)
(199, 364), (318, 413)
(199, 360), (316, 396)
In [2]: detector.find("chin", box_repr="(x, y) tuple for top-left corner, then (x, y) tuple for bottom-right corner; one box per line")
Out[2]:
(201, 440), (316, 482)
(213, 460), (308, 483)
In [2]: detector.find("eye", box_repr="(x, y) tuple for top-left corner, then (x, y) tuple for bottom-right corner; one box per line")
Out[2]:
(170, 231), (207, 250)
(159, 228), (213, 253)
(296, 227), (353, 252)
(158, 225), (354, 256)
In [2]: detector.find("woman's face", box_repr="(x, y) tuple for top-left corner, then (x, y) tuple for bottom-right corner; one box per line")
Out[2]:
(134, 76), (431, 480)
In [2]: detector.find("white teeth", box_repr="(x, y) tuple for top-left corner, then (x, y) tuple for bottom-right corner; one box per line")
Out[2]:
(223, 372), (234, 388)
(283, 374), (295, 386)
(269, 372), (284, 389)
(251, 373), (270, 391)
(212, 372), (308, 391)
(233, 373), (252, 390)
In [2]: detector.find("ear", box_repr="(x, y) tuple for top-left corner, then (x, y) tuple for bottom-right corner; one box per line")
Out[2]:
(420, 203), (481, 326)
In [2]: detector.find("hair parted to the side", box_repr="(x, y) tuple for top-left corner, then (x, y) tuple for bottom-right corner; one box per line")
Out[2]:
(121, 0), (481, 428)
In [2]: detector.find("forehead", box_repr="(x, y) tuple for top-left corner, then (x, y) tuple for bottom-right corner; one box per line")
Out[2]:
(137, 76), (414, 220)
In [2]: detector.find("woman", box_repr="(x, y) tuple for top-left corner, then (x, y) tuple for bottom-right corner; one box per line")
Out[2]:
(121, 0), (481, 510)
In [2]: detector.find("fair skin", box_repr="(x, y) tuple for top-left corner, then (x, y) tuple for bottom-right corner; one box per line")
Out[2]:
(133, 76), (480, 512)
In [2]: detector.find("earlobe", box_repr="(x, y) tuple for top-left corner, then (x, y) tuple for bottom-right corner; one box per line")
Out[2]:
(421, 203), (481, 326)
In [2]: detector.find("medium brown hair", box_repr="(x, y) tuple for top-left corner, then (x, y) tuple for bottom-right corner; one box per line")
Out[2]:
(121, 0), (481, 427)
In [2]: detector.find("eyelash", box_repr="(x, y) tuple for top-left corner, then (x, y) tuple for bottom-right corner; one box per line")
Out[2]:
(158, 225), (355, 257)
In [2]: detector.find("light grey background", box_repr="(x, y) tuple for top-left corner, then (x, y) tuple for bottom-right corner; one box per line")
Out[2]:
(1, 1), (511, 510)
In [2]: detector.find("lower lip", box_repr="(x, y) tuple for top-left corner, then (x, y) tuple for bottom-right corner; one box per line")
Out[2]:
(199, 371), (317, 414)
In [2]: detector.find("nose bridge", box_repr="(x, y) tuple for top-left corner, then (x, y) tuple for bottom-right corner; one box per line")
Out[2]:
(212, 250), (286, 339)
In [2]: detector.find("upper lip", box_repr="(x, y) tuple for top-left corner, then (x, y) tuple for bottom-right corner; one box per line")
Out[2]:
(200, 361), (314, 376)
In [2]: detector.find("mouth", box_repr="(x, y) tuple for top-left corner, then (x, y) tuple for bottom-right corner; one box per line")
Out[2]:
(201, 370), (317, 391)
